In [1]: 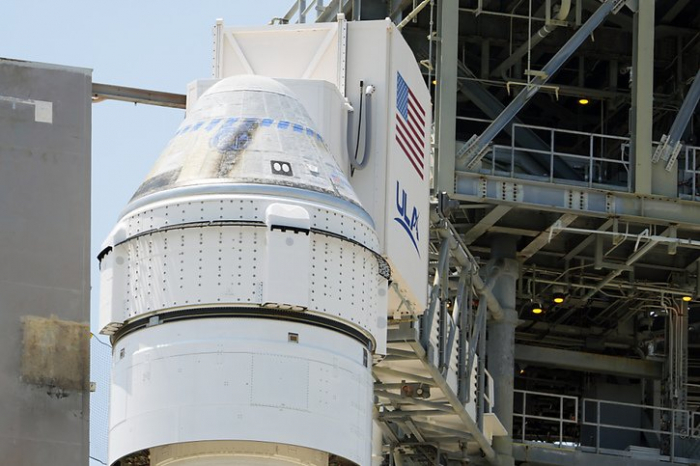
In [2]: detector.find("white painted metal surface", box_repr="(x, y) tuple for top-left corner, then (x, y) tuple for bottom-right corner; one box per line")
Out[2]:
(212, 19), (431, 317)
(100, 75), (388, 465)
(99, 191), (387, 349)
(110, 319), (372, 464)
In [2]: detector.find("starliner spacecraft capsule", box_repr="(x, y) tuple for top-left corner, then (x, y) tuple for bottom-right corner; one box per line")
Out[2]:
(98, 75), (389, 465)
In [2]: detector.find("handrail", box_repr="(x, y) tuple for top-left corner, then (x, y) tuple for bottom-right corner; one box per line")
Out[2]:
(581, 398), (700, 462)
(460, 117), (700, 204)
(513, 392), (700, 461)
(513, 389), (579, 447)
(678, 145), (700, 201)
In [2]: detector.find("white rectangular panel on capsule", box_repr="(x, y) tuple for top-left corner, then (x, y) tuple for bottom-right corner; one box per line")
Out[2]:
(263, 203), (311, 309)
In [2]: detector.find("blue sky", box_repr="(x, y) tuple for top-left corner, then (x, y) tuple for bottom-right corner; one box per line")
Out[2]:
(2, 1), (293, 463)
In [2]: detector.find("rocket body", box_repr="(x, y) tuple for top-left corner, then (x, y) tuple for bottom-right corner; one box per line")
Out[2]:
(99, 76), (388, 465)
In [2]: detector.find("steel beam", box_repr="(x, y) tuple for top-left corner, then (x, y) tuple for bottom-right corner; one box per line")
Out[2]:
(91, 83), (186, 109)
(457, 73), (581, 179)
(516, 321), (637, 348)
(431, 200), (507, 321)
(580, 226), (669, 301)
(375, 391), (454, 412)
(458, 0), (617, 168)
(384, 322), (499, 463)
(454, 171), (700, 229)
(518, 213), (578, 261)
(513, 442), (667, 465)
(582, 0), (631, 29)
(378, 410), (453, 421)
(661, 0), (690, 23)
(515, 345), (662, 378)
(434, 0), (459, 194)
(562, 218), (613, 261)
(653, 68), (700, 170)
(630, 0), (655, 194)
(490, 0), (573, 79)
(489, 226), (540, 237)
(463, 205), (512, 245)
(397, 0), (432, 29)
(403, 335), (499, 463)
(316, 0), (351, 22)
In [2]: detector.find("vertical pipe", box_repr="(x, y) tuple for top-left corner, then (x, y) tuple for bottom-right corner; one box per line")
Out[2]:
(490, 0), (573, 80)
(423, 239), (451, 349)
(457, 273), (470, 403)
(575, 0), (582, 26)
(596, 402), (601, 453)
(481, 40), (491, 79)
(559, 397), (564, 446)
(477, 310), (486, 430)
(487, 235), (519, 466)
(522, 392), (527, 442)
(299, 0), (307, 23)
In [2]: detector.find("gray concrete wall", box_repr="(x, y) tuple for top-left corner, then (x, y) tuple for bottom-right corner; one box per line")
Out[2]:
(0, 59), (91, 466)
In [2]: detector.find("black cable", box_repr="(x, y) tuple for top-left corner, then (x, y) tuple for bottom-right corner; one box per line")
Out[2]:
(351, 80), (365, 176)
(90, 456), (108, 465)
(91, 332), (112, 349)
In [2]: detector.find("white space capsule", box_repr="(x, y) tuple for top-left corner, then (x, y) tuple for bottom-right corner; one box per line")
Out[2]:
(99, 76), (389, 465)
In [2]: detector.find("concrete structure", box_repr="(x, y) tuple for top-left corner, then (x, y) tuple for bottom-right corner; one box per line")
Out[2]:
(0, 59), (91, 465)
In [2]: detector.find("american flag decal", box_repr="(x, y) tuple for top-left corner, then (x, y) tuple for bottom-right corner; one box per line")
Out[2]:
(396, 72), (426, 179)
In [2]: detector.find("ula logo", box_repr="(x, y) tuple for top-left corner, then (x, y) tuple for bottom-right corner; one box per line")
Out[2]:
(394, 181), (420, 256)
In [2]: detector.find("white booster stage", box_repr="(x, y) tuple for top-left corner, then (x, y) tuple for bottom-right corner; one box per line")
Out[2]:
(99, 17), (431, 466)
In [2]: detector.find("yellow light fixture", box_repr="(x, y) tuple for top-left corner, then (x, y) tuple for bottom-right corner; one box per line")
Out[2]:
(553, 292), (566, 304)
(682, 295), (693, 302)
(531, 303), (544, 314)
(578, 98), (590, 105)
(432, 79), (437, 85)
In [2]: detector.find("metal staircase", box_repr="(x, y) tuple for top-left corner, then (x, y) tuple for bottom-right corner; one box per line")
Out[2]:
(372, 207), (506, 465)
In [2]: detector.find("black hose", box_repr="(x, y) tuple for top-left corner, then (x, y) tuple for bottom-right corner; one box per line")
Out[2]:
(349, 81), (373, 175)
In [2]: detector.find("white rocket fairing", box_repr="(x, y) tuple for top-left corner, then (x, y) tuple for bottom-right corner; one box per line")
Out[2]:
(99, 75), (389, 465)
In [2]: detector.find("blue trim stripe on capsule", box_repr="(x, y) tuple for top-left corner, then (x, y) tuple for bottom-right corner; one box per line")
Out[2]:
(222, 117), (239, 127)
(205, 118), (222, 131)
(175, 117), (324, 142)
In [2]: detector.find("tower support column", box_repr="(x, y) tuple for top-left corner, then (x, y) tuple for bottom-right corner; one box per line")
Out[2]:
(486, 235), (519, 466)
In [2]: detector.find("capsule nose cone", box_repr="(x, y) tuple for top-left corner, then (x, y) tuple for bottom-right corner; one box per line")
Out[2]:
(131, 75), (359, 207)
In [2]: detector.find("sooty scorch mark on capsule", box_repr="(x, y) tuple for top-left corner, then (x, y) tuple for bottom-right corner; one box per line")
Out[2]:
(210, 118), (259, 177)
